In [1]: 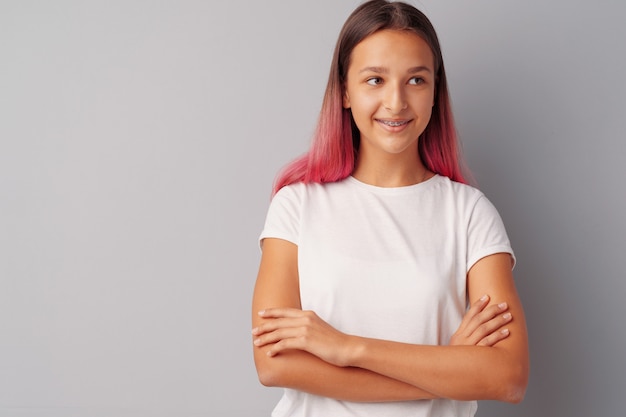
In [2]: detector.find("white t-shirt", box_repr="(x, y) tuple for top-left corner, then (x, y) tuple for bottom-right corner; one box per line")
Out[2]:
(259, 174), (515, 417)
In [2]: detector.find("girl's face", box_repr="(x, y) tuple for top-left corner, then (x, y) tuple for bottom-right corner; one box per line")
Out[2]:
(343, 29), (436, 160)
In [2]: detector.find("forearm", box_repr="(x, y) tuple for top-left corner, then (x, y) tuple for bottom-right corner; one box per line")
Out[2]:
(254, 347), (436, 402)
(349, 337), (528, 402)
(252, 239), (434, 402)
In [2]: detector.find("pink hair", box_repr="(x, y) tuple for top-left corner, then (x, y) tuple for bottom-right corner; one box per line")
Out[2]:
(272, 0), (471, 196)
(272, 94), (354, 192)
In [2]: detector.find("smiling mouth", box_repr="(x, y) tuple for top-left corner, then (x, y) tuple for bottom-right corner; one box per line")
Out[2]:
(377, 119), (410, 127)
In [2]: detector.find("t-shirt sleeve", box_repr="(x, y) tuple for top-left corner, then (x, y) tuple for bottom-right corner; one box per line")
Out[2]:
(258, 185), (301, 249)
(466, 194), (516, 272)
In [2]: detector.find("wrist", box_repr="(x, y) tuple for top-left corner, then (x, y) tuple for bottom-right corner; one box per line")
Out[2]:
(342, 334), (367, 367)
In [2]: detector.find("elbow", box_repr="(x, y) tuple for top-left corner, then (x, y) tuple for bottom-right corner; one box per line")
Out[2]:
(256, 365), (280, 387)
(502, 383), (526, 404)
(498, 362), (529, 403)
(254, 350), (284, 388)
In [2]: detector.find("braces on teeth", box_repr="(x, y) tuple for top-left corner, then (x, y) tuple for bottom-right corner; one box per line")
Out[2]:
(381, 120), (406, 127)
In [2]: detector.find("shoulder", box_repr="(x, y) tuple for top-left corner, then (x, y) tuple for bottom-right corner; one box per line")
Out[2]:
(430, 177), (509, 235)
(430, 175), (487, 208)
(272, 178), (352, 203)
(272, 181), (306, 204)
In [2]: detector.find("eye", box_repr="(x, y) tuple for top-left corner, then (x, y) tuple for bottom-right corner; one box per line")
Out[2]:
(408, 77), (425, 85)
(366, 77), (383, 86)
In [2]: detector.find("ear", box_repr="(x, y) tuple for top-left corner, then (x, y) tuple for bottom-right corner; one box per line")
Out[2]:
(343, 90), (351, 109)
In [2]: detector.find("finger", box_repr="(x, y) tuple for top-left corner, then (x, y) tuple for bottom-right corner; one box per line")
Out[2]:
(465, 294), (490, 321)
(267, 337), (303, 357)
(252, 317), (304, 336)
(456, 295), (490, 333)
(472, 312), (513, 344)
(253, 327), (301, 348)
(477, 328), (510, 347)
(463, 302), (509, 337)
(258, 308), (310, 319)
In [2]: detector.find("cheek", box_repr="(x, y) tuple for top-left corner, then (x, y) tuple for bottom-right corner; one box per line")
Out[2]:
(421, 104), (433, 120)
(350, 94), (378, 117)
(413, 93), (435, 119)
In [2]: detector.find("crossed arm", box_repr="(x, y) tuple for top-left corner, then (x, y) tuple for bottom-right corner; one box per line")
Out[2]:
(251, 238), (529, 403)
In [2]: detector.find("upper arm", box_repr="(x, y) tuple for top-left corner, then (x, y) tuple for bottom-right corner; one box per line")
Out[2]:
(467, 253), (530, 395)
(251, 238), (301, 380)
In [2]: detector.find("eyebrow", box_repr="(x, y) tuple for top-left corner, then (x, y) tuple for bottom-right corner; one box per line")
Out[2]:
(358, 66), (432, 74)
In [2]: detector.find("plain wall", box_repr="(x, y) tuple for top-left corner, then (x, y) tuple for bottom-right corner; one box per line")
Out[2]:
(1, 1), (625, 416)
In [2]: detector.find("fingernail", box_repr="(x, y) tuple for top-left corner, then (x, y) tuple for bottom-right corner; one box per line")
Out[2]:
(258, 310), (265, 316)
(503, 313), (512, 320)
(251, 327), (258, 335)
(498, 302), (507, 310)
(480, 294), (488, 301)
(253, 338), (261, 345)
(501, 328), (510, 335)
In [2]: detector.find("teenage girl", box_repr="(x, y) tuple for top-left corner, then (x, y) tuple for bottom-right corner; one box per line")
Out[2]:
(251, 1), (529, 416)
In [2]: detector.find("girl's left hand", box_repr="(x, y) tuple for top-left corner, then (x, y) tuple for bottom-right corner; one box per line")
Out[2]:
(252, 308), (353, 367)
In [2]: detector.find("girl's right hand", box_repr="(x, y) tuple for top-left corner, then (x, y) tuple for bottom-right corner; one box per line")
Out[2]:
(449, 294), (513, 347)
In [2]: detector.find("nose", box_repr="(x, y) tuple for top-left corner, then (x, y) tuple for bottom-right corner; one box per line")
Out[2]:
(383, 83), (407, 114)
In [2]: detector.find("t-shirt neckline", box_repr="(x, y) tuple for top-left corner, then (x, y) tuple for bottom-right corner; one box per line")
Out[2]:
(346, 174), (440, 194)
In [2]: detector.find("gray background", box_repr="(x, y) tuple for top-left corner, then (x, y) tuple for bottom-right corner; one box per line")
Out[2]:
(1, 1), (624, 416)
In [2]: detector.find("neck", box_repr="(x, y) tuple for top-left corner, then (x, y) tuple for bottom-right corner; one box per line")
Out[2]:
(352, 150), (431, 187)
